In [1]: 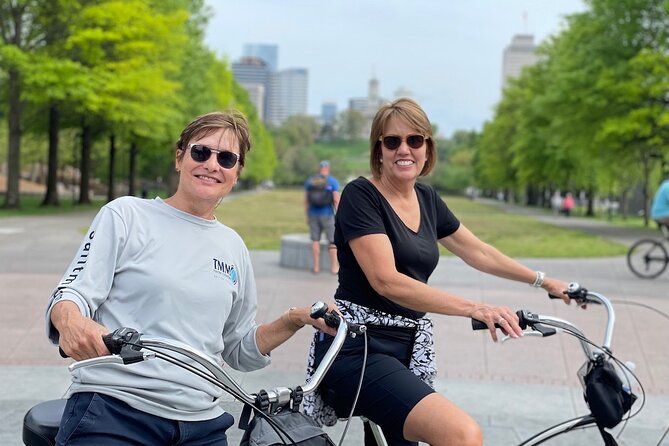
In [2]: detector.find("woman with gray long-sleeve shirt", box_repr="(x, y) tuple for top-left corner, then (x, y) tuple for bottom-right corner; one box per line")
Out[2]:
(46, 111), (334, 445)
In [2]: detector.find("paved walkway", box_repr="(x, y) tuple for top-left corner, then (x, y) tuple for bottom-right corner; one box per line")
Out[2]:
(1, 203), (668, 445)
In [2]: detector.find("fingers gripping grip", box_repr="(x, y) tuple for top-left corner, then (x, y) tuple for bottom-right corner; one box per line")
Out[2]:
(471, 310), (528, 330)
(58, 327), (140, 359)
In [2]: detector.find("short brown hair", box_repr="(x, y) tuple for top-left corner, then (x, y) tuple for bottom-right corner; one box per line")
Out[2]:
(369, 98), (436, 178)
(176, 110), (251, 167)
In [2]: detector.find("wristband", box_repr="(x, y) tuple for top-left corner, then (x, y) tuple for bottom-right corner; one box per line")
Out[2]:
(530, 271), (545, 288)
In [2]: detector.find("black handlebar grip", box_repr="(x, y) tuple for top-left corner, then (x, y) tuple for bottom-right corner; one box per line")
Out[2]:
(548, 293), (564, 300)
(59, 346), (68, 358)
(471, 310), (527, 331)
(471, 319), (502, 330)
(102, 332), (116, 354)
(322, 311), (341, 329)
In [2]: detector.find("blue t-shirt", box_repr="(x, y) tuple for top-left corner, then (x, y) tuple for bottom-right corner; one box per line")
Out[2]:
(651, 180), (669, 220)
(305, 174), (339, 216)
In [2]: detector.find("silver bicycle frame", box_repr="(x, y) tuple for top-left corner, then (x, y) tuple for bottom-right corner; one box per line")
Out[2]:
(69, 317), (358, 408)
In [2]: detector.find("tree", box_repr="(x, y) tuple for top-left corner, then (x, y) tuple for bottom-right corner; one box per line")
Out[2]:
(336, 109), (365, 141)
(0, 0), (46, 208)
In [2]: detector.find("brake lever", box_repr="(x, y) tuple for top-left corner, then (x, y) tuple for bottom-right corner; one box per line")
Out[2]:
(501, 331), (544, 343)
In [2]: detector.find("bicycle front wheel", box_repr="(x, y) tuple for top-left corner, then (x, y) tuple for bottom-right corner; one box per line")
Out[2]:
(519, 416), (614, 445)
(626, 239), (669, 279)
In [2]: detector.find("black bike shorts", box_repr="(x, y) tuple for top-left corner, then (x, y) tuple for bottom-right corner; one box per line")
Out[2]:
(314, 327), (435, 445)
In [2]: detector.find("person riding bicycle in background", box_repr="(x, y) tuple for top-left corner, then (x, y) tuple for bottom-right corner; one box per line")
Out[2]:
(304, 98), (571, 446)
(650, 171), (669, 226)
(45, 111), (335, 445)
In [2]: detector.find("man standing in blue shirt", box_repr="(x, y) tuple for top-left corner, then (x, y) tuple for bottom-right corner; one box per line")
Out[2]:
(305, 160), (340, 274)
(650, 172), (669, 226)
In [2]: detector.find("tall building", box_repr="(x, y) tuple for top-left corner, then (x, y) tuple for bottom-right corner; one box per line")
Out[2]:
(348, 78), (386, 137)
(501, 34), (538, 89)
(321, 102), (337, 126)
(231, 56), (271, 121)
(267, 68), (308, 126)
(239, 83), (265, 120)
(242, 43), (278, 72)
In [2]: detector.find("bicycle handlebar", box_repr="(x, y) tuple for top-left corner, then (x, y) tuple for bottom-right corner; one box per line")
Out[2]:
(471, 283), (616, 359)
(67, 303), (365, 410)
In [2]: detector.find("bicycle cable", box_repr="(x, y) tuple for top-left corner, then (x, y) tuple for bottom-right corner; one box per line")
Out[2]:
(609, 298), (669, 446)
(543, 323), (647, 415)
(337, 330), (368, 446)
(125, 341), (300, 445)
(538, 321), (647, 437)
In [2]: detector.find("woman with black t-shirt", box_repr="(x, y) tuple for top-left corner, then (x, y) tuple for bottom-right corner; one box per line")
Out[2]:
(303, 98), (571, 446)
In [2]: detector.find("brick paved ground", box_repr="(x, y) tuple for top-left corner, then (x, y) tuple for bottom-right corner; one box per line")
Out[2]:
(2, 206), (668, 445)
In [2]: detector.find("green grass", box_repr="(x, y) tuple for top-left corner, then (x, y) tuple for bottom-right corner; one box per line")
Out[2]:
(218, 189), (628, 257)
(0, 195), (106, 217)
(218, 188), (308, 250)
(445, 196), (627, 257)
(1, 190), (629, 257)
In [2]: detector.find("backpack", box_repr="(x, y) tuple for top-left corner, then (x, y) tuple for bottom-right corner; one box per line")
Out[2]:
(307, 175), (333, 208)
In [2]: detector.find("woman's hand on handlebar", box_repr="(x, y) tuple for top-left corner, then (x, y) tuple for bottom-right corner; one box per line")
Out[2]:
(295, 303), (338, 336)
(542, 277), (571, 305)
(51, 301), (110, 360)
(469, 304), (523, 342)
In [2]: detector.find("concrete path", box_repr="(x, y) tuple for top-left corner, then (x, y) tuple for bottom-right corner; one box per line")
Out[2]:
(1, 204), (668, 445)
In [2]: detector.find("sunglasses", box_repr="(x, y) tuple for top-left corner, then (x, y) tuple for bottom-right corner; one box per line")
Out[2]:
(188, 144), (239, 169)
(380, 134), (427, 150)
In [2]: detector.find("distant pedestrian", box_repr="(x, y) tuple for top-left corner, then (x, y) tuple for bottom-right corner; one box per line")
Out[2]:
(562, 192), (575, 217)
(550, 191), (562, 215)
(650, 173), (669, 226)
(305, 160), (340, 274)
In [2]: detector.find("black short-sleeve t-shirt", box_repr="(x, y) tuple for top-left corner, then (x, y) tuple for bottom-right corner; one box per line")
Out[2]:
(334, 177), (461, 320)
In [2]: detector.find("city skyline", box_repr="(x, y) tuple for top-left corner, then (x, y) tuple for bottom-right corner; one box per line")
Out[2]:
(205, 0), (586, 136)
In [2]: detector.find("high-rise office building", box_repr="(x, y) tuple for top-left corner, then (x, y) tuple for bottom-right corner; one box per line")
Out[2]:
(233, 44), (308, 126)
(321, 102), (337, 126)
(502, 34), (538, 89)
(348, 78), (386, 137)
(267, 68), (308, 126)
(231, 56), (271, 121)
(242, 43), (278, 72)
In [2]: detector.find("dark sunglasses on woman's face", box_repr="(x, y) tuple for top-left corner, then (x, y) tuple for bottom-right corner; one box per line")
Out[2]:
(188, 144), (239, 169)
(380, 134), (427, 150)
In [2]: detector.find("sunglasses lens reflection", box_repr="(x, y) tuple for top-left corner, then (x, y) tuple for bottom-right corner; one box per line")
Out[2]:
(406, 135), (425, 149)
(217, 151), (238, 169)
(382, 136), (402, 150)
(190, 145), (210, 162)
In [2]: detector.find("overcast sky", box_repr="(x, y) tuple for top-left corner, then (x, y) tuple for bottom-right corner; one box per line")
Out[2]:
(204, 0), (586, 136)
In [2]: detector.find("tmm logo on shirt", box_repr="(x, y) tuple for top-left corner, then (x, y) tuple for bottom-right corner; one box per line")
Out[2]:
(213, 258), (238, 285)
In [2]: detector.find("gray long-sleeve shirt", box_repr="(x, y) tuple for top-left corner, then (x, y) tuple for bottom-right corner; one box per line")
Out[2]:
(46, 196), (270, 421)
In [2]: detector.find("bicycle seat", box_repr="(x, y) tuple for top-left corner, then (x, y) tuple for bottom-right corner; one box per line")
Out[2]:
(23, 399), (66, 446)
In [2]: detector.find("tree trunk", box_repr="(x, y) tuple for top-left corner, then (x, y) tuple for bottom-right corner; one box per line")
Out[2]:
(3, 68), (22, 209)
(79, 124), (92, 204)
(107, 133), (116, 202)
(586, 186), (594, 217)
(642, 151), (651, 227)
(42, 103), (61, 206)
(128, 141), (138, 197)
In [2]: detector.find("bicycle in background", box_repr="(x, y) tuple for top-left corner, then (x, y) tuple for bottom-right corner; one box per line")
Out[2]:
(627, 224), (669, 279)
